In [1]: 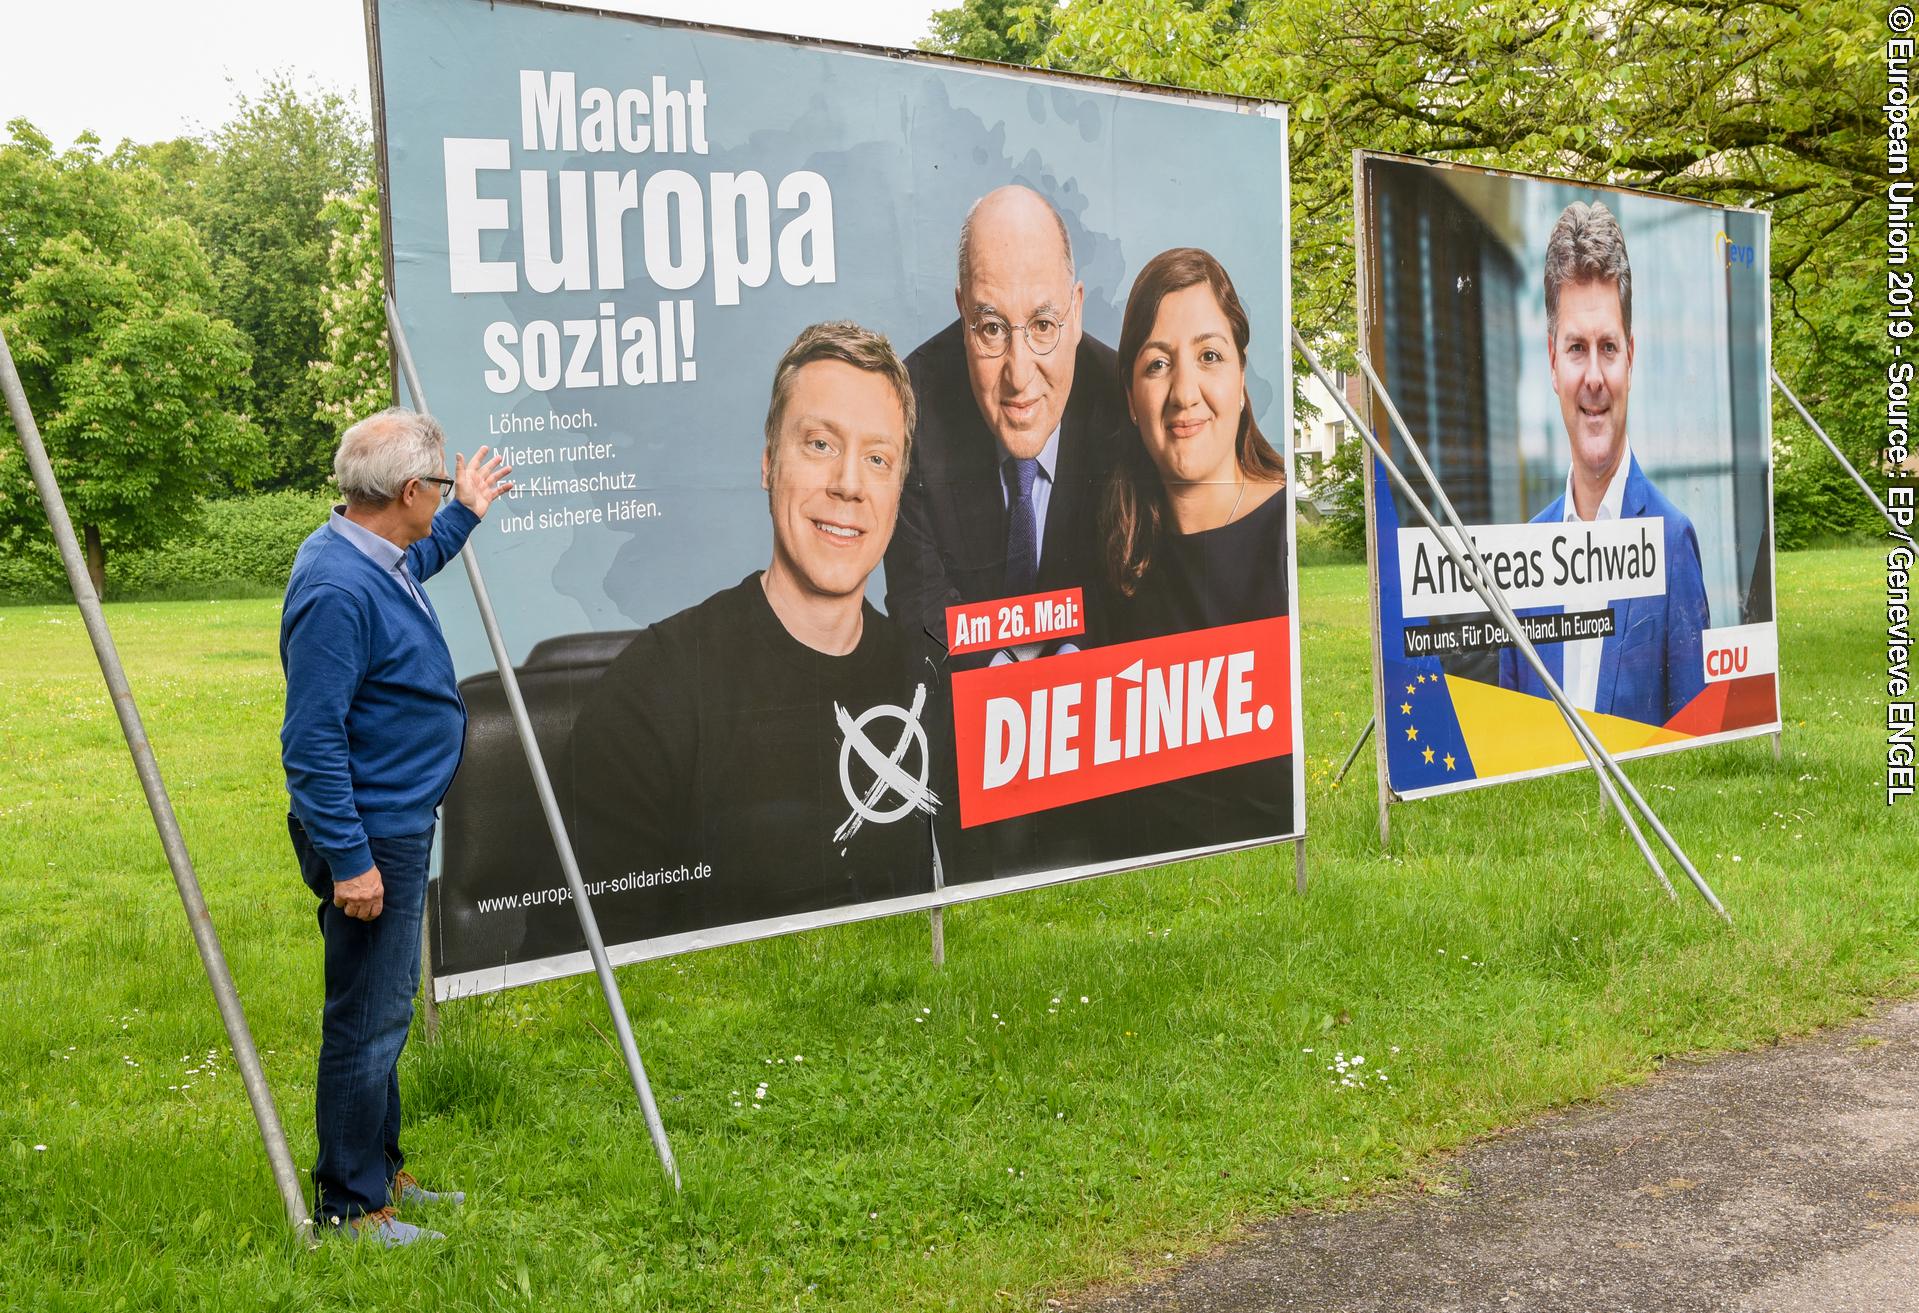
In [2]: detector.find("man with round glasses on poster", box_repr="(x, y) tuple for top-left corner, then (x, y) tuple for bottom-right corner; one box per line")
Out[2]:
(884, 184), (1128, 879)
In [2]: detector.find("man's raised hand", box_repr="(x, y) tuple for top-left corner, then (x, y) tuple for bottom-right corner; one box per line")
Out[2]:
(455, 446), (515, 517)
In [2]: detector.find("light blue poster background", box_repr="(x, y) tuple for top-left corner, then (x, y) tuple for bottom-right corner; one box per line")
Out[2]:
(376, 0), (1291, 676)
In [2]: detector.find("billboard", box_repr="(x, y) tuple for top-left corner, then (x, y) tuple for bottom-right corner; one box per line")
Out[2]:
(1355, 153), (1780, 801)
(367, 0), (1304, 997)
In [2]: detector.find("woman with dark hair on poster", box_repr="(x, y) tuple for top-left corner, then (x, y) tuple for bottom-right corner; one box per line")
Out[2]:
(1101, 246), (1294, 849)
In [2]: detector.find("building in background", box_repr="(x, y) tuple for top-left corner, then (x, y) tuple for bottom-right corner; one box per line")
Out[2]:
(1293, 365), (1363, 513)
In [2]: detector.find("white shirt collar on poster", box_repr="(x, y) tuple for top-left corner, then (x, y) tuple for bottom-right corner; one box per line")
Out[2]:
(1556, 439), (1633, 713)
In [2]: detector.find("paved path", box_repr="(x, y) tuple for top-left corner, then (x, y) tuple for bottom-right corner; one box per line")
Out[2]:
(1074, 1000), (1919, 1313)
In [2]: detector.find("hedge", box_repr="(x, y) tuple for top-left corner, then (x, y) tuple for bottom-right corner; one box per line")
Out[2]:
(0, 490), (334, 603)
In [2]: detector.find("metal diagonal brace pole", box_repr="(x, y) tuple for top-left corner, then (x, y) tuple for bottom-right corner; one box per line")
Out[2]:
(1771, 369), (1903, 534)
(1333, 716), (1375, 785)
(1347, 347), (1680, 894)
(1303, 339), (1669, 898)
(383, 297), (680, 1189)
(0, 327), (312, 1237)
(1348, 349), (1726, 920)
(1293, 328), (1716, 916)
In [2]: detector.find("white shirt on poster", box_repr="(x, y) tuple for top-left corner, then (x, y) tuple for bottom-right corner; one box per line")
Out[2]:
(1558, 440), (1632, 712)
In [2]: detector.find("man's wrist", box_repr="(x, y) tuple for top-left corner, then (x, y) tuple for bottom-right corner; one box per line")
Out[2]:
(321, 840), (375, 883)
(441, 499), (484, 529)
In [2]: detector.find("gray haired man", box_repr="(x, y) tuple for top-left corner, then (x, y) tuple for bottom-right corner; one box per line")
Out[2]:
(280, 408), (512, 1244)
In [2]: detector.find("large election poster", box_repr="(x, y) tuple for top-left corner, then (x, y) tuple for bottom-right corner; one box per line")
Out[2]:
(1355, 153), (1780, 801)
(368, 0), (1303, 997)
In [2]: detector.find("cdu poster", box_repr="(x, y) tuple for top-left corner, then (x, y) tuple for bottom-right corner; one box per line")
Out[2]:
(368, 0), (1303, 997)
(1355, 153), (1780, 801)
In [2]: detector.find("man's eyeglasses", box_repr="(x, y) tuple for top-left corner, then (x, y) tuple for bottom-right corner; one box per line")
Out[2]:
(416, 475), (456, 503)
(968, 311), (1066, 359)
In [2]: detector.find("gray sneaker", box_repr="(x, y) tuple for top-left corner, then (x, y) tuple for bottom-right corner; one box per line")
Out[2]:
(332, 1206), (444, 1247)
(392, 1169), (466, 1208)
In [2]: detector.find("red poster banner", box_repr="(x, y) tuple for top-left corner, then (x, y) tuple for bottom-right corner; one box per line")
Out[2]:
(950, 617), (1294, 827)
(945, 588), (1086, 656)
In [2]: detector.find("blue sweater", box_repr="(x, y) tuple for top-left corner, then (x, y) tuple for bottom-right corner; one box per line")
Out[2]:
(280, 503), (479, 879)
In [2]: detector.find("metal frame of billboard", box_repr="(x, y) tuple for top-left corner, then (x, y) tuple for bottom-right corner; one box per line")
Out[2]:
(380, 294), (681, 1185)
(360, 0), (1305, 1002)
(1351, 150), (1783, 823)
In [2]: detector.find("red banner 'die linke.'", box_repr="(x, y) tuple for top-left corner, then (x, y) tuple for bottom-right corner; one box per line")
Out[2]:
(950, 618), (1293, 827)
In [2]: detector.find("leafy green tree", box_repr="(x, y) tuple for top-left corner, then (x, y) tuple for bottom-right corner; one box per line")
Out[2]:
(308, 186), (393, 435)
(0, 121), (264, 595)
(119, 135), (213, 219)
(194, 76), (371, 487)
(920, 0), (1060, 64)
(928, 0), (1890, 540)
(1770, 239), (1889, 545)
(1037, 0), (1873, 348)
(0, 122), (148, 298)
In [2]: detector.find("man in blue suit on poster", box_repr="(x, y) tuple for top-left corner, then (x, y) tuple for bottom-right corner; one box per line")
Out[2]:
(1498, 200), (1709, 725)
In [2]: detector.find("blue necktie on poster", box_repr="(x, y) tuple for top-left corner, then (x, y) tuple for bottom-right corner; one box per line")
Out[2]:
(1003, 456), (1039, 596)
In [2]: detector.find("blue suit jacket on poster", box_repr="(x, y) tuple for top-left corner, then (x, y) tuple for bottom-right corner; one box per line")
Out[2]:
(1496, 456), (1710, 726)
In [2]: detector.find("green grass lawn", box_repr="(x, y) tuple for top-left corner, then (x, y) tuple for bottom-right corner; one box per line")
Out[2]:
(1, 548), (1912, 1311)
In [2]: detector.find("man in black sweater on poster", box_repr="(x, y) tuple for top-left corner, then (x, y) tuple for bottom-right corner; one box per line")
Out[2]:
(566, 323), (935, 941)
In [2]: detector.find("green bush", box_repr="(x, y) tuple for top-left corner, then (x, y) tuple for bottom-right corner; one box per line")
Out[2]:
(0, 489), (332, 604)
(1771, 420), (1896, 551)
(1317, 438), (1369, 559)
(1296, 515), (1364, 566)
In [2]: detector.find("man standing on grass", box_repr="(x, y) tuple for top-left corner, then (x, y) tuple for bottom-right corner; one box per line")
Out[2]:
(280, 407), (512, 1246)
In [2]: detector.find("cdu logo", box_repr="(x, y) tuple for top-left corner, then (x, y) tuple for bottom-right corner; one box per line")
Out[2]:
(1714, 230), (1757, 269)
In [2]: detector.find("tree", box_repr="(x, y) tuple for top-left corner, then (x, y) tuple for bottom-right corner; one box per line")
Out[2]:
(0, 121), (264, 595)
(193, 76), (372, 487)
(919, 0), (1061, 64)
(308, 185), (393, 436)
(118, 135), (213, 220)
(0, 122), (148, 299)
(927, 0), (1886, 523)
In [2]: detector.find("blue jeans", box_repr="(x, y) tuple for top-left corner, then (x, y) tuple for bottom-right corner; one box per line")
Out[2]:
(290, 815), (433, 1224)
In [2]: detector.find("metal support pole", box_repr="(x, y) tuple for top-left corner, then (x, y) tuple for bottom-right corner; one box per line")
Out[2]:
(0, 327), (312, 1238)
(1344, 349), (1667, 884)
(1294, 329), (1727, 918)
(928, 838), (947, 966)
(1771, 731), (1782, 764)
(418, 914), (440, 1041)
(384, 298), (680, 1189)
(1347, 348), (1726, 919)
(1771, 369), (1902, 533)
(1333, 716), (1374, 786)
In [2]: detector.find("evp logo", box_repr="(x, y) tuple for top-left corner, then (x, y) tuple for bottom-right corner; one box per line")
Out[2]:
(1715, 230), (1757, 269)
